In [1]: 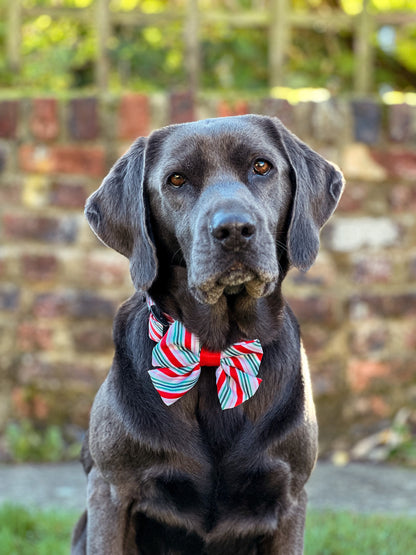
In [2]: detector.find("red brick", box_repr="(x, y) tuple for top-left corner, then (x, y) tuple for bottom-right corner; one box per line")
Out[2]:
(50, 181), (88, 208)
(73, 327), (113, 353)
(17, 322), (53, 351)
(21, 254), (59, 281)
(0, 178), (23, 205)
(350, 324), (389, 356)
(19, 144), (106, 177)
(118, 94), (150, 139)
(84, 253), (129, 286)
(169, 91), (195, 124)
(347, 359), (391, 392)
(3, 213), (77, 243)
(30, 98), (59, 141)
(352, 255), (393, 284)
(300, 325), (330, 355)
(217, 100), (249, 118)
(389, 184), (416, 212)
(69, 97), (99, 140)
(0, 286), (20, 311)
(0, 144), (7, 172)
(287, 295), (337, 326)
(33, 292), (70, 318)
(337, 182), (367, 213)
(388, 103), (412, 142)
(69, 292), (116, 319)
(11, 387), (50, 420)
(0, 100), (19, 138)
(371, 148), (416, 180)
(262, 98), (294, 129)
(349, 293), (416, 319)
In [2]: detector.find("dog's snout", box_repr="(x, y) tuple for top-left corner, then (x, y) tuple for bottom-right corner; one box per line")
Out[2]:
(210, 211), (255, 250)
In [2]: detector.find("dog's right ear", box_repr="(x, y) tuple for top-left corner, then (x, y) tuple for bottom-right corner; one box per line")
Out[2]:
(85, 137), (157, 291)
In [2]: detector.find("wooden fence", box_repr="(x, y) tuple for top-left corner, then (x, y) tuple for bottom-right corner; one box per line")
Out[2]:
(5, 0), (416, 95)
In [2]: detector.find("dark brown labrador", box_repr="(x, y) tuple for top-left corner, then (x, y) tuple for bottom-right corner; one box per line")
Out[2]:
(71, 115), (344, 554)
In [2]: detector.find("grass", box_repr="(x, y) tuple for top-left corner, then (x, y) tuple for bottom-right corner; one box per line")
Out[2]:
(305, 510), (416, 555)
(0, 504), (415, 554)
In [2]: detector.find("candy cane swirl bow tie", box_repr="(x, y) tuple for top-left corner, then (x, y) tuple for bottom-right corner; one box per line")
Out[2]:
(147, 302), (263, 410)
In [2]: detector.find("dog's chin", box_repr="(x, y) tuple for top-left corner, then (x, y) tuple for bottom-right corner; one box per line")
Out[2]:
(190, 266), (277, 305)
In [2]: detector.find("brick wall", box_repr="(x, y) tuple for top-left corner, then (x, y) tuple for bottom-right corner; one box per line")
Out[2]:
(0, 92), (415, 454)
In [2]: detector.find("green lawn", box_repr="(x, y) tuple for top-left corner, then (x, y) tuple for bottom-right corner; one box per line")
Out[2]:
(0, 504), (415, 554)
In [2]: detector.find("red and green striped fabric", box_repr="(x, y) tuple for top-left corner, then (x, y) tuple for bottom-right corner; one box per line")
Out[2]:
(148, 306), (263, 410)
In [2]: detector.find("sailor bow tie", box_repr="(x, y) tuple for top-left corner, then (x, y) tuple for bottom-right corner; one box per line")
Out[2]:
(147, 300), (263, 410)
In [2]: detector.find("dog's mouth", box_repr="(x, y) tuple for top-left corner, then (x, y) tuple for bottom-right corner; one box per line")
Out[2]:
(191, 262), (277, 305)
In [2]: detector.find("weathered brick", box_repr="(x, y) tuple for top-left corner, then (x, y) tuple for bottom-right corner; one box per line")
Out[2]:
(286, 295), (337, 326)
(341, 144), (386, 182)
(84, 252), (129, 287)
(287, 253), (336, 287)
(69, 292), (116, 319)
(349, 293), (416, 319)
(30, 98), (59, 141)
(0, 179), (22, 205)
(371, 148), (416, 180)
(73, 327), (113, 353)
(169, 91), (195, 124)
(21, 254), (59, 282)
(324, 216), (400, 252)
(300, 325), (330, 355)
(389, 184), (416, 212)
(19, 144), (106, 177)
(0, 286), (20, 311)
(118, 94), (150, 139)
(17, 322), (53, 351)
(336, 182), (367, 213)
(217, 100), (249, 118)
(350, 323), (389, 356)
(11, 387), (50, 420)
(0, 100), (19, 138)
(0, 144), (7, 172)
(261, 98), (295, 129)
(68, 97), (99, 140)
(3, 213), (78, 243)
(50, 181), (88, 209)
(410, 257), (416, 281)
(388, 103), (412, 142)
(351, 100), (381, 144)
(33, 292), (70, 318)
(311, 99), (345, 143)
(352, 254), (393, 284)
(347, 359), (391, 392)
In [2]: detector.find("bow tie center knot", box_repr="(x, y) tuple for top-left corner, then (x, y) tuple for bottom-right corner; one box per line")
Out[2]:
(200, 347), (221, 367)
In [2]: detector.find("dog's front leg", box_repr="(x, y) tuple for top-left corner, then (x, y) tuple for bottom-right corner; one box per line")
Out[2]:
(86, 466), (133, 554)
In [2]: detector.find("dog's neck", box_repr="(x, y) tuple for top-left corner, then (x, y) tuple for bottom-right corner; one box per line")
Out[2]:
(148, 266), (285, 352)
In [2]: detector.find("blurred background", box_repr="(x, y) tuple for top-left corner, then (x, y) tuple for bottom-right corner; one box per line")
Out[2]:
(0, 0), (415, 469)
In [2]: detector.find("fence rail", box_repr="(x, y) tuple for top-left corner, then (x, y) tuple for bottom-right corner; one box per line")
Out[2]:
(5, 0), (416, 95)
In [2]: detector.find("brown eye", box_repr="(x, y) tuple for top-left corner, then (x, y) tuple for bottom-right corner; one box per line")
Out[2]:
(168, 173), (186, 188)
(253, 159), (272, 175)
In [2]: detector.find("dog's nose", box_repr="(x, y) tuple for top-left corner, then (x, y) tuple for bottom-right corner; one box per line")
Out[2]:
(210, 211), (256, 251)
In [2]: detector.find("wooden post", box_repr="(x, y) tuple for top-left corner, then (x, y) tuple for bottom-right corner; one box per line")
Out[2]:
(96, 0), (111, 91)
(185, 0), (200, 94)
(268, 0), (290, 89)
(354, 0), (374, 95)
(6, 0), (22, 72)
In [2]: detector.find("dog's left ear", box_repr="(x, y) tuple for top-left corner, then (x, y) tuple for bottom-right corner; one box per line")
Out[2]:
(275, 118), (344, 272)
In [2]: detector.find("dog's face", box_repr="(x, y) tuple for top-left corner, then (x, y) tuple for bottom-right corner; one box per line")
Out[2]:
(85, 115), (344, 304)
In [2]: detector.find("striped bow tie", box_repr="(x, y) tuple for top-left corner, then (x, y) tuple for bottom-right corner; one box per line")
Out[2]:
(147, 301), (263, 410)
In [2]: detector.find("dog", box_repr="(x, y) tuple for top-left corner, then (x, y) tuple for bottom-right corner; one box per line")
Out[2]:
(71, 114), (344, 554)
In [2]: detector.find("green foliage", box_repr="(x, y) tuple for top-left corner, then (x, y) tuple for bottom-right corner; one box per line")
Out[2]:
(0, 504), (76, 555)
(5, 421), (81, 463)
(305, 510), (416, 555)
(0, 0), (415, 92)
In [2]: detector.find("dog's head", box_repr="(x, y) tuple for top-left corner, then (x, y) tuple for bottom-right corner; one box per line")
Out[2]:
(85, 115), (344, 305)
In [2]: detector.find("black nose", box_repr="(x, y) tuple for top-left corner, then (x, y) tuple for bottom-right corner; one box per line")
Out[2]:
(210, 211), (256, 251)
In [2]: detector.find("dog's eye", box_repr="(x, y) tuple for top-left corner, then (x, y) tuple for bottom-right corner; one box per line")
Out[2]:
(253, 159), (272, 175)
(168, 173), (186, 188)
